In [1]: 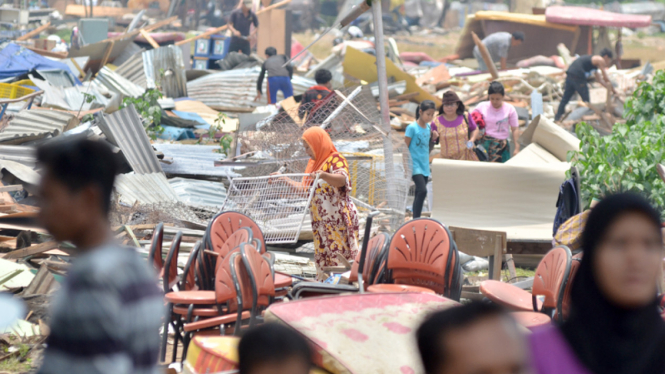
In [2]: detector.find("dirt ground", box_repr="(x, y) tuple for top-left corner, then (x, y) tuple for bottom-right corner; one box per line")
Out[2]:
(294, 29), (665, 64)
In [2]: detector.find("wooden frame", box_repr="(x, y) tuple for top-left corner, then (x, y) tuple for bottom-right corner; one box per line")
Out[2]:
(449, 226), (507, 281)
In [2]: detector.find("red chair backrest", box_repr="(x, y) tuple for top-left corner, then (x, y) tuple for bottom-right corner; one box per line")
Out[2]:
(387, 219), (455, 295)
(148, 223), (164, 274)
(560, 252), (582, 320)
(349, 233), (390, 286)
(208, 211), (266, 253)
(237, 243), (275, 327)
(215, 251), (240, 305)
(181, 241), (201, 291)
(532, 246), (572, 314)
(214, 227), (252, 260)
(161, 231), (182, 293)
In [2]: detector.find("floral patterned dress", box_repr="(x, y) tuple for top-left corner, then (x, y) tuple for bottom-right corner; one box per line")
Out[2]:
(433, 116), (478, 161)
(310, 153), (360, 280)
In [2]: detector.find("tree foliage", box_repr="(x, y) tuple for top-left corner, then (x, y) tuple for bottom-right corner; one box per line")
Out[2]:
(570, 70), (665, 214)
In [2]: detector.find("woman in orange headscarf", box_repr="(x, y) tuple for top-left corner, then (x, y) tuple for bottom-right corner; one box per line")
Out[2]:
(300, 127), (360, 280)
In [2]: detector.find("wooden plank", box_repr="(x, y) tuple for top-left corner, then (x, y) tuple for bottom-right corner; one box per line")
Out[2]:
(506, 240), (552, 255)
(66, 4), (131, 17)
(0, 185), (23, 193)
(139, 29), (160, 49)
(98, 40), (115, 70)
(471, 31), (498, 79)
(449, 226), (505, 258)
(4, 241), (58, 260)
(17, 22), (51, 41)
(24, 46), (67, 59)
(175, 25), (228, 46)
(103, 16), (178, 43)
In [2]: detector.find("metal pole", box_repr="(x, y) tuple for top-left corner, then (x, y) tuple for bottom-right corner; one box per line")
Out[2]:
(319, 86), (362, 130)
(371, 0), (399, 227)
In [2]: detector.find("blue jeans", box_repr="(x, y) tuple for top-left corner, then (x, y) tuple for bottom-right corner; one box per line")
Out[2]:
(267, 76), (293, 104)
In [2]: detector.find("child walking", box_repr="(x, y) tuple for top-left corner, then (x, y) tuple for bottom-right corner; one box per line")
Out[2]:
(405, 100), (437, 219)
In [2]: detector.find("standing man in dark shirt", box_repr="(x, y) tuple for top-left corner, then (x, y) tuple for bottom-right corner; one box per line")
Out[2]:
(228, 0), (258, 56)
(555, 48), (617, 121)
(298, 69), (333, 121)
(256, 46), (294, 104)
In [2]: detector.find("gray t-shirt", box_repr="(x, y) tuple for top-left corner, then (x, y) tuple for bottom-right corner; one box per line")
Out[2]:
(473, 32), (512, 62)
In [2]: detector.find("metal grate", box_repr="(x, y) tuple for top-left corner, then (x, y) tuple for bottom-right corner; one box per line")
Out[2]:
(220, 173), (318, 244)
(232, 85), (412, 232)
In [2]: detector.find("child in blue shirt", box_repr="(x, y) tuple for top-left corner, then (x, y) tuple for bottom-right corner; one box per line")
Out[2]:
(405, 100), (437, 218)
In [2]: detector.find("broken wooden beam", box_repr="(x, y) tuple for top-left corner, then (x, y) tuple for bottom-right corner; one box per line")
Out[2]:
(471, 31), (498, 79)
(4, 241), (58, 260)
(16, 22), (51, 41)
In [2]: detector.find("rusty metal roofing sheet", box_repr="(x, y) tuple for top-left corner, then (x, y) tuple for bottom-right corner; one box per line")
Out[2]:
(186, 67), (315, 109)
(0, 109), (78, 145)
(98, 105), (162, 174)
(152, 143), (239, 179)
(93, 66), (145, 98)
(168, 177), (227, 209)
(143, 46), (187, 99)
(115, 53), (147, 89)
(114, 172), (179, 205)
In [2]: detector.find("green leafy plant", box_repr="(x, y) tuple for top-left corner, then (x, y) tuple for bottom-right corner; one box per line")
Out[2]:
(121, 89), (164, 140)
(570, 70), (665, 215)
(220, 134), (233, 156)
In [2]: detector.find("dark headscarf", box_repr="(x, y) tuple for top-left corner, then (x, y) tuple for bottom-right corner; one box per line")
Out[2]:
(560, 193), (665, 374)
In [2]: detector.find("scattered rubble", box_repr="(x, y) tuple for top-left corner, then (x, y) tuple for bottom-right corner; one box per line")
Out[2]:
(0, 1), (660, 371)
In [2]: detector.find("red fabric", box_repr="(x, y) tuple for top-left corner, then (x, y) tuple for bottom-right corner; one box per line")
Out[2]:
(471, 111), (485, 130)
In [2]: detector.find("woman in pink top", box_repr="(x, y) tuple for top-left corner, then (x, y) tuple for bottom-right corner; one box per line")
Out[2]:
(530, 193), (665, 374)
(473, 81), (520, 162)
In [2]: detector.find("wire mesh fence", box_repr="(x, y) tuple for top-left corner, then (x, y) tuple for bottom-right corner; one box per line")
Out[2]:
(220, 173), (318, 244)
(233, 85), (412, 233)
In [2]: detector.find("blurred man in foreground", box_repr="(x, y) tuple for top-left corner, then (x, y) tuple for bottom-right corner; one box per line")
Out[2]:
(37, 138), (163, 374)
(417, 302), (532, 374)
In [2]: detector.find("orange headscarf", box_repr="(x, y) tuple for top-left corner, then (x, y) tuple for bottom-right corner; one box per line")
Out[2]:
(302, 127), (337, 183)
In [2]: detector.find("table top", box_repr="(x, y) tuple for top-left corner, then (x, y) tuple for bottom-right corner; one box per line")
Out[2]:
(266, 292), (458, 374)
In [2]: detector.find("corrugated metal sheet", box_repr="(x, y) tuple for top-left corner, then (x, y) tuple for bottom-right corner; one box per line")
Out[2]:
(186, 67), (315, 109)
(152, 143), (239, 179)
(93, 66), (145, 98)
(115, 172), (179, 205)
(0, 109), (78, 145)
(143, 46), (187, 98)
(168, 177), (227, 209)
(0, 145), (36, 167)
(99, 105), (162, 174)
(36, 70), (78, 88)
(113, 42), (144, 67)
(115, 53), (147, 89)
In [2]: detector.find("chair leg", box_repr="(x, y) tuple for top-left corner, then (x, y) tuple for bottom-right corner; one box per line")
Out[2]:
(181, 331), (191, 364)
(171, 316), (182, 363)
(160, 302), (172, 362)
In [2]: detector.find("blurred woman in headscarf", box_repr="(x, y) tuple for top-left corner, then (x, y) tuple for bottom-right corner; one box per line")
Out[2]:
(277, 127), (359, 280)
(530, 193), (665, 374)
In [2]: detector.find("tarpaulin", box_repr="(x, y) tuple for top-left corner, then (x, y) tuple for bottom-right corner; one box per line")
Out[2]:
(0, 44), (80, 83)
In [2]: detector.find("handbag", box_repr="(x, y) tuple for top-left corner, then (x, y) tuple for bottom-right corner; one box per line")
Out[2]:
(474, 144), (489, 162)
